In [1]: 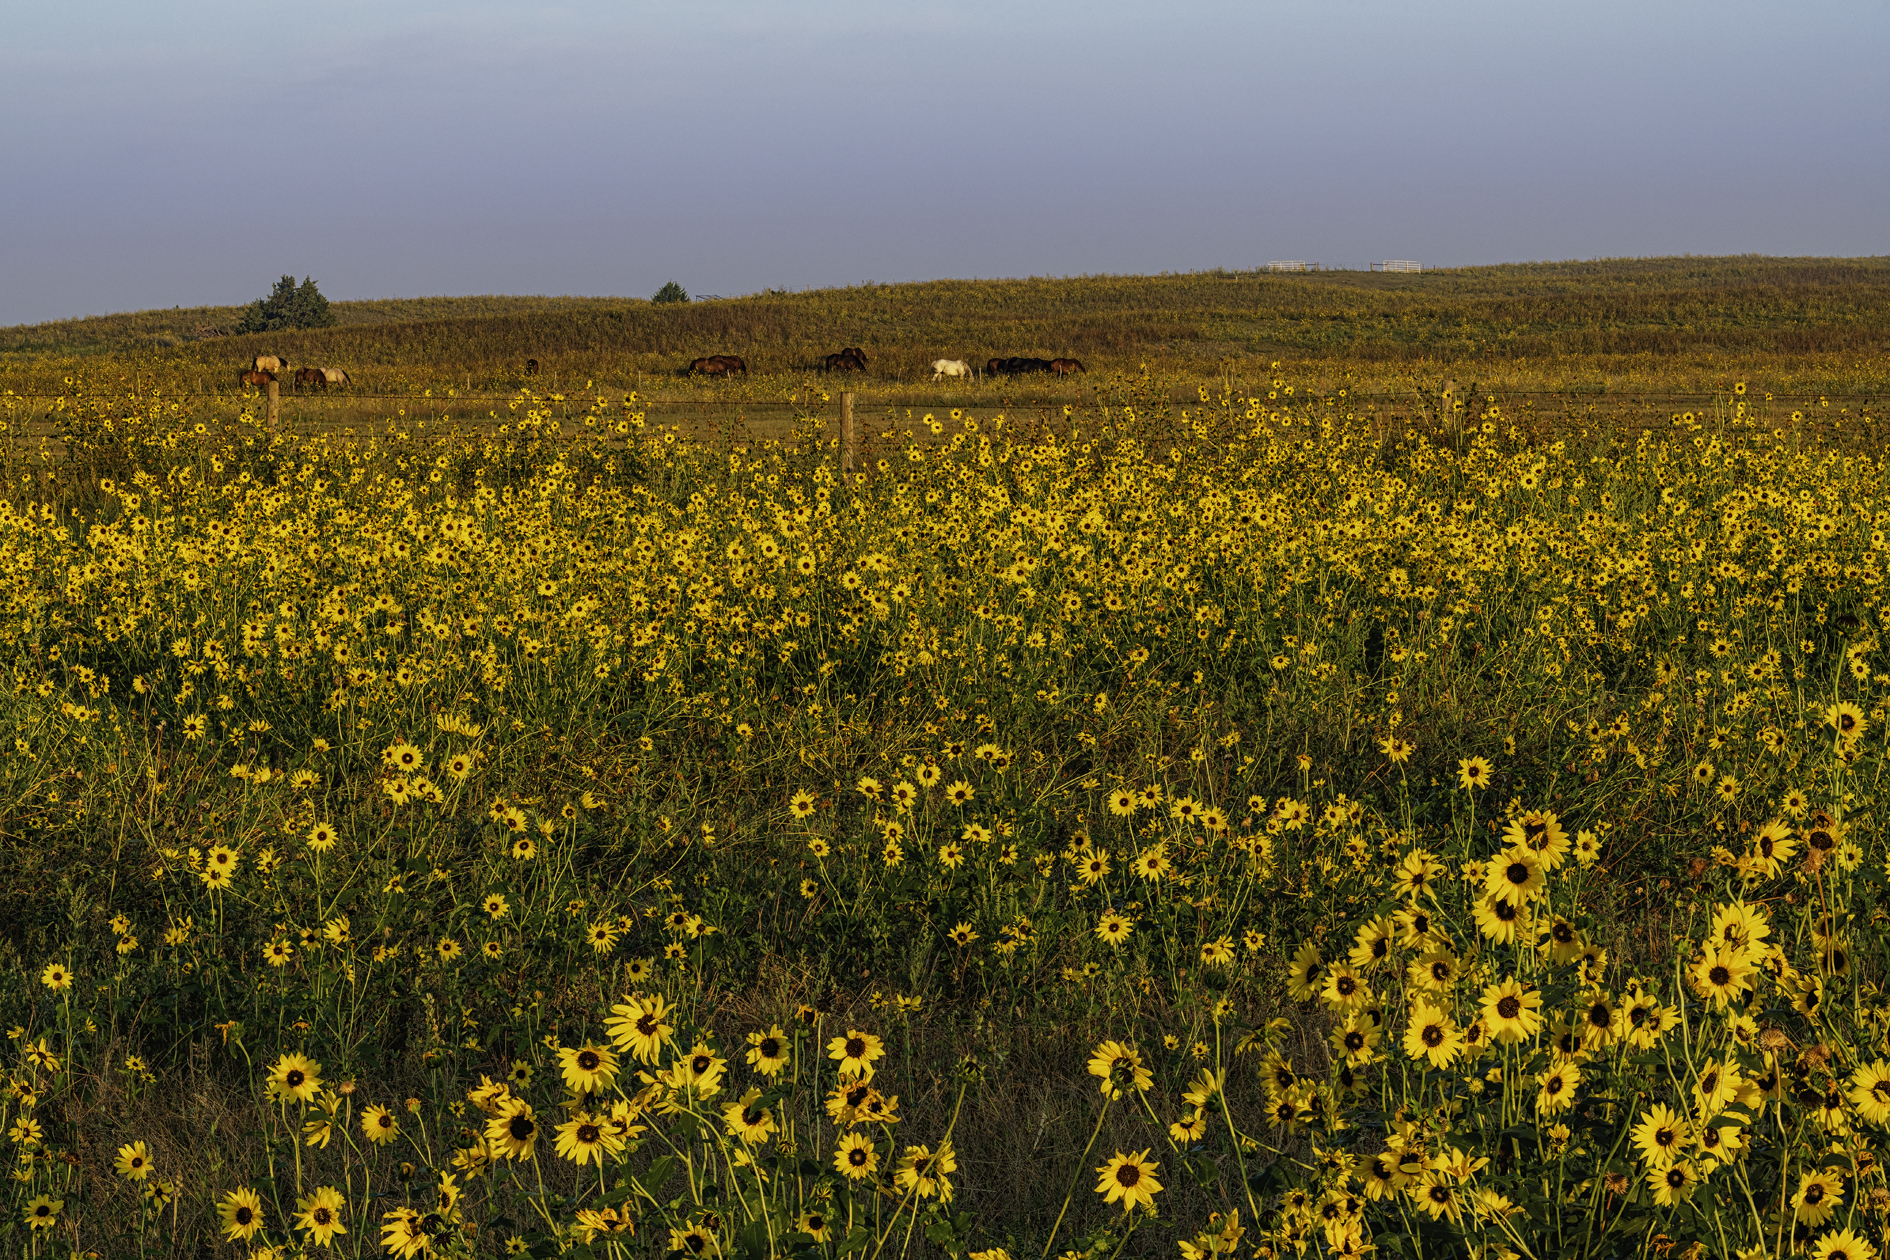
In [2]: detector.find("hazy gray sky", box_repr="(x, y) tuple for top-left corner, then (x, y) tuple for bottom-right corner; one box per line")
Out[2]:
(3, 0), (1884, 326)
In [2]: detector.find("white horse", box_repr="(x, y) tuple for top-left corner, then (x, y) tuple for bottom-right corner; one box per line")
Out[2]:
(253, 354), (288, 372)
(932, 359), (970, 380)
(322, 367), (351, 386)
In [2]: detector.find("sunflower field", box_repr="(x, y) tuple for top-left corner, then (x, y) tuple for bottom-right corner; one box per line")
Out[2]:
(3, 369), (1890, 1260)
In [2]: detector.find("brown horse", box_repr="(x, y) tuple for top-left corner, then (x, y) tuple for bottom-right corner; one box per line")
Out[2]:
(688, 355), (747, 377)
(1050, 358), (1086, 377)
(240, 370), (275, 388)
(823, 350), (867, 372)
(525, 358), (540, 375)
(294, 367), (327, 390)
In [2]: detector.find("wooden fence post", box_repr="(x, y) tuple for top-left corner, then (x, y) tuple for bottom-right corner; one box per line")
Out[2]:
(841, 391), (855, 481)
(266, 377), (280, 428)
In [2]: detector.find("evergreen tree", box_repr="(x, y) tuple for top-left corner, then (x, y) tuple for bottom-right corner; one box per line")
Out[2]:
(235, 275), (339, 333)
(651, 281), (690, 305)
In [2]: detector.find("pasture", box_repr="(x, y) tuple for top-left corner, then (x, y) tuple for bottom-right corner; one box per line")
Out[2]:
(3, 264), (1890, 1257)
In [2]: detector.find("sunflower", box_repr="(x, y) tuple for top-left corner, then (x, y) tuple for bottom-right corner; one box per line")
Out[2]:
(1095, 1150), (1162, 1213)
(1413, 1172), (1462, 1222)
(945, 780), (975, 806)
(1107, 789), (1138, 816)
(1483, 847), (1545, 902)
(1330, 1015), (1380, 1066)
(218, 1187), (266, 1241)
(115, 1139), (153, 1181)
(1827, 700), (1867, 741)
(1630, 1104), (1690, 1169)
(1794, 1169), (1844, 1226)
(605, 993), (675, 1063)
(1457, 756), (1494, 790)
(1479, 977), (1544, 1044)
(558, 1044), (619, 1093)
(1503, 810), (1569, 869)
(40, 962), (72, 992)
(1810, 1227), (1876, 1260)
(1536, 1061), (1581, 1116)
(1391, 849), (1441, 900)
(551, 1111), (619, 1166)
(828, 1029), (885, 1078)
(1647, 1160), (1698, 1207)
(25, 1195), (62, 1231)
(835, 1131), (879, 1179)
(1087, 1039), (1153, 1098)
(1691, 944), (1755, 1008)
(1075, 848), (1112, 884)
(295, 1185), (348, 1247)
(1134, 844), (1172, 881)
(1287, 942), (1324, 1001)
(797, 1209), (832, 1243)
(670, 1222), (716, 1256)
(1171, 1108), (1210, 1143)
(1848, 1059), (1890, 1126)
(362, 1104), (400, 1145)
(1402, 1002), (1464, 1069)
(1319, 964), (1370, 1012)
(270, 1052), (324, 1103)
(720, 1087), (777, 1144)
(745, 1026), (791, 1077)
(1472, 890), (1526, 945)
(948, 922), (979, 947)
(485, 1097), (538, 1162)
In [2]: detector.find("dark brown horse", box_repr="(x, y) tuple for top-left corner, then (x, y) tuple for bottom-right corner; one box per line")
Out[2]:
(525, 358), (540, 375)
(239, 369), (275, 388)
(823, 350), (867, 371)
(294, 367), (327, 390)
(688, 355), (747, 377)
(1050, 358), (1086, 377)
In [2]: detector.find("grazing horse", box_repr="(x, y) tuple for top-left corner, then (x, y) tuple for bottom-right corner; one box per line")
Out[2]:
(294, 367), (327, 390)
(524, 358), (540, 375)
(322, 367), (351, 387)
(688, 355), (747, 377)
(1050, 358), (1086, 377)
(240, 369), (275, 388)
(992, 357), (1053, 375)
(843, 346), (867, 362)
(823, 350), (867, 372)
(253, 354), (287, 373)
(932, 359), (971, 380)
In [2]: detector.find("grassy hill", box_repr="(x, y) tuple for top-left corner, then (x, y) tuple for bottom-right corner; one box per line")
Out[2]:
(3, 255), (1888, 398)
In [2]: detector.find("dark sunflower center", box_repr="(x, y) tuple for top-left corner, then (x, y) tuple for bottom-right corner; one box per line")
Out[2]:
(1656, 1127), (1675, 1148)
(1344, 1031), (1365, 1052)
(1430, 962), (1451, 982)
(1709, 966), (1731, 986)
(509, 1116), (535, 1140)
(1666, 1168), (1686, 1189)
(690, 1056), (711, 1073)
(1497, 996), (1521, 1020)
(1422, 1025), (1445, 1048)
(1495, 900), (1518, 922)
(579, 1051), (600, 1070)
(1337, 976), (1358, 996)
(1806, 1184), (1825, 1205)
(761, 1038), (781, 1057)
(636, 1015), (658, 1035)
(848, 1148), (868, 1166)
(577, 1124), (600, 1143)
(846, 1038), (865, 1057)
(235, 1207), (254, 1224)
(286, 1070), (306, 1088)
(313, 1208), (333, 1225)
(1115, 1164), (1140, 1186)
(1505, 863), (1528, 886)
(1587, 1003), (1611, 1028)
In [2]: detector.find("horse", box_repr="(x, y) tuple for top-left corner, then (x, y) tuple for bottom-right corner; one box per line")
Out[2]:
(293, 367), (327, 390)
(1050, 358), (1086, 377)
(992, 357), (1052, 375)
(843, 346), (867, 362)
(253, 354), (287, 373)
(932, 359), (971, 380)
(239, 369), (275, 388)
(688, 355), (747, 377)
(322, 367), (351, 387)
(524, 359), (539, 375)
(823, 351), (867, 372)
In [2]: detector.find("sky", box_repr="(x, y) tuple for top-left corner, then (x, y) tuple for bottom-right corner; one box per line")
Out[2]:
(3, 0), (1885, 327)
